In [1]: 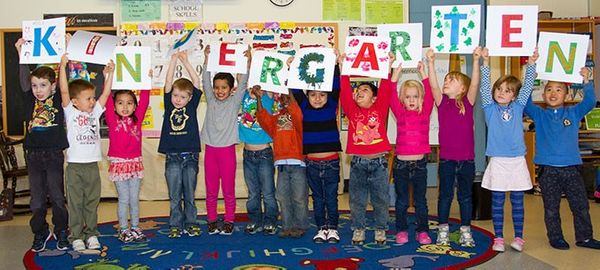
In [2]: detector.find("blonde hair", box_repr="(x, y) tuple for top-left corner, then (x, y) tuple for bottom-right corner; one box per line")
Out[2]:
(399, 80), (425, 113)
(445, 71), (471, 115)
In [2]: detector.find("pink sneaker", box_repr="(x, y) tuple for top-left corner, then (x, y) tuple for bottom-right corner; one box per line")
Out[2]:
(395, 231), (408, 245)
(416, 231), (432, 245)
(510, 237), (525, 252)
(594, 190), (600, 199)
(493, 237), (505, 252)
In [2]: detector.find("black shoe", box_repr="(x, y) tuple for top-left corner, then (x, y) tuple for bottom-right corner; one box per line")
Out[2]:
(207, 221), (221, 235)
(56, 230), (70, 251)
(220, 222), (234, 235)
(576, 238), (600, 249)
(549, 238), (570, 250)
(31, 230), (53, 252)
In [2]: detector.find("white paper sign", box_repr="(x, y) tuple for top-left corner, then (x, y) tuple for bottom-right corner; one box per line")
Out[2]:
(206, 42), (248, 74)
(486, 6), (538, 56)
(248, 51), (290, 94)
(112, 46), (152, 90)
(377, 23), (423, 68)
(341, 36), (391, 79)
(536, 32), (590, 83)
(168, 0), (202, 21)
(430, 5), (481, 54)
(67, 30), (119, 65)
(20, 17), (66, 64)
(168, 27), (200, 56)
(287, 48), (336, 92)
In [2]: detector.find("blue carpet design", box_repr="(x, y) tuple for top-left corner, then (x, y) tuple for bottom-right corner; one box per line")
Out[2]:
(24, 212), (496, 269)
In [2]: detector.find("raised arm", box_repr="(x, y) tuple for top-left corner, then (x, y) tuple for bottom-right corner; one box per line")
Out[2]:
(59, 54), (71, 107)
(164, 53), (179, 94)
(426, 48), (442, 106)
(573, 67), (597, 117)
(234, 46), (252, 100)
(389, 62), (404, 118)
(97, 60), (114, 107)
(201, 45), (214, 100)
(136, 90), (151, 121)
(479, 47), (493, 108)
(178, 50), (200, 89)
(516, 49), (539, 106)
(467, 46), (482, 105)
(15, 38), (32, 92)
(331, 64), (341, 101)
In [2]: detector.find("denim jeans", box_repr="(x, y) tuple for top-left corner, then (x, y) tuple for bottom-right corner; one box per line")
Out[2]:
(275, 165), (309, 230)
(393, 157), (429, 232)
(306, 158), (340, 229)
(437, 159), (475, 226)
(165, 152), (199, 229)
(243, 147), (278, 227)
(114, 178), (141, 230)
(349, 155), (389, 230)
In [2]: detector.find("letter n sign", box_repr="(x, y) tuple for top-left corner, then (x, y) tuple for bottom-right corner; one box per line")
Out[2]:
(112, 46), (152, 90)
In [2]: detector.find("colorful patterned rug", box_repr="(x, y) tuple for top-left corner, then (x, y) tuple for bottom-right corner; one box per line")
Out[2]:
(23, 212), (496, 269)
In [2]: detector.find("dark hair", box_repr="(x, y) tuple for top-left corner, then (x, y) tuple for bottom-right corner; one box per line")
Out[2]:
(492, 75), (522, 101)
(357, 82), (378, 96)
(213, 72), (235, 88)
(30, 66), (56, 84)
(113, 90), (139, 123)
(172, 78), (194, 96)
(68, 79), (95, 99)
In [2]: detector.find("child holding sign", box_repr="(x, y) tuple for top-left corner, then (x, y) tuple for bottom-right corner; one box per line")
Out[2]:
(480, 48), (538, 252)
(428, 47), (481, 247)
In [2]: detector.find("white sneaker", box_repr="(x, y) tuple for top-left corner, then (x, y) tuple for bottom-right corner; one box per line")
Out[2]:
(72, 239), (86, 251)
(86, 236), (101, 250)
(436, 224), (450, 245)
(459, 226), (475, 247)
(327, 229), (340, 243)
(313, 229), (328, 243)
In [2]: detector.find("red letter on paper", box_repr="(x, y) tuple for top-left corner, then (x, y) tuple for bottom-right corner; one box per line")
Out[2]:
(219, 43), (236, 66)
(351, 43), (379, 70)
(501, 14), (523, 48)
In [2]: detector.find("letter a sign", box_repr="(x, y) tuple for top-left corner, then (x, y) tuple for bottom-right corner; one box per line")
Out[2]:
(20, 17), (66, 64)
(112, 46), (152, 90)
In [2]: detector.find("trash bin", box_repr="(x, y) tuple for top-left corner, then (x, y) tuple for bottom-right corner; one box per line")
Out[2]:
(472, 172), (491, 220)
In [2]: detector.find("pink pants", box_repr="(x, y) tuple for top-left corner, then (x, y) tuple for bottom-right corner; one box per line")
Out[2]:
(204, 145), (237, 222)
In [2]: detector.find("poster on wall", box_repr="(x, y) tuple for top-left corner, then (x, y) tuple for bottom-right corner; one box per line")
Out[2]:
(323, 0), (361, 21)
(20, 17), (66, 64)
(366, 0), (404, 24)
(121, 0), (161, 22)
(66, 30), (119, 65)
(430, 5), (481, 54)
(168, 0), (202, 21)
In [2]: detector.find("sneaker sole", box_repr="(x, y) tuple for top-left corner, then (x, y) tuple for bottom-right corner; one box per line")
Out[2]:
(208, 231), (221, 235)
(31, 232), (53, 252)
(328, 238), (340, 244)
(220, 231), (233, 236)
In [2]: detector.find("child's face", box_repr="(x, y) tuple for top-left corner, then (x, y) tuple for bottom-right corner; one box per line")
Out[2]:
(543, 81), (567, 108)
(171, 88), (192, 109)
(30, 76), (55, 101)
(307, 91), (328, 109)
(402, 86), (421, 111)
(72, 89), (96, 113)
(213, 79), (233, 101)
(353, 85), (376, 109)
(494, 82), (516, 106)
(442, 76), (465, 98)
(115, 93), (136, 117)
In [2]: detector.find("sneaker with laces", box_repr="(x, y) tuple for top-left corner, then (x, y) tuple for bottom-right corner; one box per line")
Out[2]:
(436, 224), (450, 245)
(56, 230), (70, 251)
(327, 229), (340, 243)
(416, 231), (432, 245)
(72, 239), (86, 251)
(87, 236), (101, 250)
(459, 226), (475, 247)
(168, 227), (182, 238)
(207, 221), (221, 235)
(375, 229), (387, 245)
(185, 224), (202, 237)
(130, 227), (146, 241)
(510, 237), (524, 252)
(576, 238), (600, 249)
(31, 229), (53, 252)
(263, 225), (277, 235)
(313, 229), (328, 243)
(395, 231), (409, 245)
(118, 229), (135, 243)
(245, 224), (263, 235)
(352, 229), (365, 245)
(493, 237), (505, 252)
(220, 222), (234, 235)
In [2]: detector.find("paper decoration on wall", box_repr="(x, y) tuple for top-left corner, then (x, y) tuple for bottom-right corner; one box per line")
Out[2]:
(121, 0), (161, 22)
(20, 17), (66, 64)
(168, 0), (202, 21)
(430, 5), (481, 54)
(112, 46), (152, 90)
(206, 42), (248, 74)
(287, 47), (336, 92)
(536, 32), (590, 83)
(341, 36), (391, 79)
(248, 51), (290, 94)
(377, 23), (422, 68)
(67, 30), (119, 65)
(486, 6), (538, 56)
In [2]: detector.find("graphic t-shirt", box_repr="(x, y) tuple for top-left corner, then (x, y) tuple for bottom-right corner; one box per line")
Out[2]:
(157, 88), (202, 153)
(238, 92), (273, 145)
(64, 101), (105, 163)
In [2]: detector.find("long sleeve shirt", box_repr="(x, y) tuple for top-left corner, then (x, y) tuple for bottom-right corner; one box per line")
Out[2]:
(256, 100), (304, 162)
(105, 90), (150, 159)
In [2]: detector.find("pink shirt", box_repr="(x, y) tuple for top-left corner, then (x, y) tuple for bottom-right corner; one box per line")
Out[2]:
(438, 95), (474, 160)
(340, 75), (392, 155)
(390, 78), (434, 155)
(106, 91), (150, 159)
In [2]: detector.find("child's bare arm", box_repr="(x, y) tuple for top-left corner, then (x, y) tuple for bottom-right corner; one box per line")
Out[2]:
(164, 53), (179, 94)
(426, 49), (442, 105)
(97, 60), (115, 107)
(178, 50), (200, 89)
(390, 53), (402, 83)
(59, 54), (71, 107)
(467, 46), (482, 105)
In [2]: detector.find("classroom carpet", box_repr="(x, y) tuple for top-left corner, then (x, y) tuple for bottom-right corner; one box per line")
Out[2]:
(23, 211), (496, 270)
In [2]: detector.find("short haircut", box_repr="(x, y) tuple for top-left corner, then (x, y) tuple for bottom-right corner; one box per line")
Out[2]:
(68, 79), (95, 98)
(493, 75), (522, 98)
(172, 78), (194, 96)
(545, 81), (570, 92)
(357, 82), (378, 96)
(30, 66), (56, 84)
(213, 72), (235, 88)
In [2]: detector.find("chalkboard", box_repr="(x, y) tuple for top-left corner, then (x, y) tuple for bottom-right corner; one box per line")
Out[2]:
(1, 27), (117, 137)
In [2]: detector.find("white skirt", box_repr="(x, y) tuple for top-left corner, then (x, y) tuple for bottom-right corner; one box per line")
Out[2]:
(482, 156), (533, 191)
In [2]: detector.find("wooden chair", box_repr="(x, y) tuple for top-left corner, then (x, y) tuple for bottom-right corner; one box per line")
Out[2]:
(0, 130), (30, 214)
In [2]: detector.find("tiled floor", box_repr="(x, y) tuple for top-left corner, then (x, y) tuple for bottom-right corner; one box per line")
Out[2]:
(2, 189), (600, 269)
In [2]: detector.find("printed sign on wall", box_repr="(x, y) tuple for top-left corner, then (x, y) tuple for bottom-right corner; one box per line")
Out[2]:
(248, 51), (290, 94)
(206, 42), (248, 74)
(377, 23), (422, 68)
(20, 17), (66, 64)
(287, 47), (336, 92)
(341, 36), (391, 79)
(112, 46), (152, 90)
(536, 32), (590, 83)
(486, 6), (538, 56)
(430, 5), (481, 54)
(67, 30), (119, 65)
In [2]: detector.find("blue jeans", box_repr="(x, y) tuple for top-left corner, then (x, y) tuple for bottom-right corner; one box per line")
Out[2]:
(114, 178), (141, 230)
(306, 158), (340, 229)
(437, 159), (475, 226)
(276, 165), (309, 230)
(349, 156), (389, 230)
(393, 157), (429, 232)
(243, 147), (278, 227)
(165, 152), (199, 229)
